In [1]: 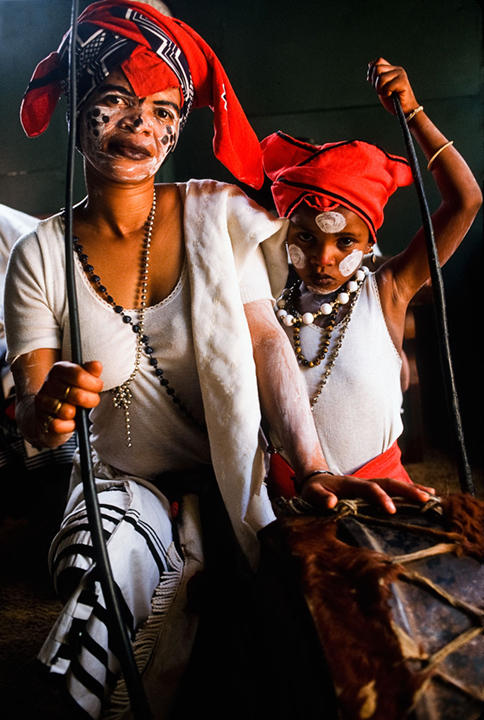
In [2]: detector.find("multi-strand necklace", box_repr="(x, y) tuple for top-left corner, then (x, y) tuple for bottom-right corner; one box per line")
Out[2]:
(275, 267), (368, 407)
(73, 188), (203, 446)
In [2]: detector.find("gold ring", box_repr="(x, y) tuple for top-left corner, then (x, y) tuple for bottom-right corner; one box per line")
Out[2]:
(63, 385), (72, 401)
(42, 415), (55, 434)
(53, 399), (62, 415)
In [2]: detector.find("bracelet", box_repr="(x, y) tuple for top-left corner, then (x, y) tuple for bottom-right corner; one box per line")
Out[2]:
(294, 468), (335, 493)
(427, 140), (454, 171)
(405, 105), (423, 123)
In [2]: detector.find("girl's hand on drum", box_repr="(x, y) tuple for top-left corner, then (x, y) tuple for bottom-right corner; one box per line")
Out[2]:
(367, 57), (419, 116)
(301, 473), (435, 514)
(34, 360), (103, 438)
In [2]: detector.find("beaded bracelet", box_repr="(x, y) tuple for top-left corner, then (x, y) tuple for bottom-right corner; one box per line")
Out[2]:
(427, 140), (454, 171)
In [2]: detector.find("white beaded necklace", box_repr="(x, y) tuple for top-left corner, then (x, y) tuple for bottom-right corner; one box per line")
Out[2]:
(276, 266), (368, 330)
(275, 267), (368, 407)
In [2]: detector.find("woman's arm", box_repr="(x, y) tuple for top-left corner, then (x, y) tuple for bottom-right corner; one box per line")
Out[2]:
(368, 58), (482, 340)
(11, 349), (103, 449)
(245, 299), (433, 512)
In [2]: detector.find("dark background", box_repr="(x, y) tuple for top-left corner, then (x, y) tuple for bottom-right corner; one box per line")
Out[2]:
(0, 0), (483, 469)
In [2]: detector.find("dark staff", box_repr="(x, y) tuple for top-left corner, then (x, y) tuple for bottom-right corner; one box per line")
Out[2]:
(392, 94), (474, 496)
(64, 1), (153, 716)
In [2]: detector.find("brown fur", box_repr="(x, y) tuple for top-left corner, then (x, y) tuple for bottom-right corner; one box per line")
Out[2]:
(441, 493), (484, 559)
(263, 494), (484, 720)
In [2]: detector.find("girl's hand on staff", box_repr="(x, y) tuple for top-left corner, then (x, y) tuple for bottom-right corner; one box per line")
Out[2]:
(34, 360), (103, 438)
(300, 472), (435, 514)
(367, 57), (419, 116)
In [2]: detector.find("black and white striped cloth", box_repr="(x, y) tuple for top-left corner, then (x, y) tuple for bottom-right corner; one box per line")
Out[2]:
(38, 455), (186, 719)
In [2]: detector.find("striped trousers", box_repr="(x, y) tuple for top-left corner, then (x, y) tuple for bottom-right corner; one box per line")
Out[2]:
(38, 455), (193, 719)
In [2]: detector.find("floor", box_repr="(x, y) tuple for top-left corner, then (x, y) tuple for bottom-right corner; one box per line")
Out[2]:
(0, 445), (483, 718)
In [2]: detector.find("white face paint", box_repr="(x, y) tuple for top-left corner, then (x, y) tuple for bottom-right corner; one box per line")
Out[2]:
(288, 243), (306, 269)
(315, 211), (347, 234)
(79, 72), (181, 183)
(338, 249), (363, 277)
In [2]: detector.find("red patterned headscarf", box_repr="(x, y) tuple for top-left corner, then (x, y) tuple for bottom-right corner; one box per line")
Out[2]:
(20, 0), (264, 188)
(261, 131), (413, 241)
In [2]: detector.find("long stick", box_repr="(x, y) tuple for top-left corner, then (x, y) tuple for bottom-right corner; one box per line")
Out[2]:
(64, 2), (153, 716)
(392, 94), (474, 495)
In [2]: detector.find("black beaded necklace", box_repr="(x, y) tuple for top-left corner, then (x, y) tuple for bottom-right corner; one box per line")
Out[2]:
(73, 189), (205, 446)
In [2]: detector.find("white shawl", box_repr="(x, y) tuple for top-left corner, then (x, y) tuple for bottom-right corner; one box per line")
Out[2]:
(181, 180), (288, 566)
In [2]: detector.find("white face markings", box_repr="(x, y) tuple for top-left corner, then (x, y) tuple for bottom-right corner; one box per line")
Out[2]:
(339, 249), (363, 277)
(315, 211), (347, 234)
(288, 243), (306, 269)
(79, 81), (181, 183)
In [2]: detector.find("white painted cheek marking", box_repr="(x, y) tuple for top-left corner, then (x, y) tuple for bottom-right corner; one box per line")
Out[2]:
(315, 211), (347, 233)
(339, 249), (363, 277)
(288, 244), (306, 269)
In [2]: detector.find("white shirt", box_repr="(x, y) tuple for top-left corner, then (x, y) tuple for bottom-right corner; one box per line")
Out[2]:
(281, 273), (403, 474)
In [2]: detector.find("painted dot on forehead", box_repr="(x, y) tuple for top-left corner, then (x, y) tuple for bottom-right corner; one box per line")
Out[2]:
(315, 211), (347, 233)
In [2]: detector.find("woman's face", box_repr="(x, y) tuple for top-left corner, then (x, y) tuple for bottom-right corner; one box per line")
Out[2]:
(79, 68), (181, 183)
(287, 204), (372, 294)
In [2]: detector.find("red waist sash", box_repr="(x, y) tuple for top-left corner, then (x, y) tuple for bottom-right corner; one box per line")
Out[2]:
(267, 440), (412, 499)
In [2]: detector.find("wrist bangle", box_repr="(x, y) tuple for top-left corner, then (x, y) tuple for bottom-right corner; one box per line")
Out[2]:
(405, 105), (423, 123)
(294, 469), (335, 493)
(427, 140), (454, 171)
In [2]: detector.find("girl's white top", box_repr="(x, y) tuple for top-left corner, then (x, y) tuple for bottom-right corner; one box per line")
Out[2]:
(281, 273), (404, 475)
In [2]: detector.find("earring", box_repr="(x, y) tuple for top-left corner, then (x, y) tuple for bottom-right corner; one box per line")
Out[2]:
(366, 247), (376, 265)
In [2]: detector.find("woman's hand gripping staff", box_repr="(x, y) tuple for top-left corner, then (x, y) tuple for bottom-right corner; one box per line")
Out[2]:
(12, 351), (103, 449)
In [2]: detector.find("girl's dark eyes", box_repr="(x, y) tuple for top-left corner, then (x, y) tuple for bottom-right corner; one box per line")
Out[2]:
(337, 236), (357, 248)
(297, 231), (315, 243)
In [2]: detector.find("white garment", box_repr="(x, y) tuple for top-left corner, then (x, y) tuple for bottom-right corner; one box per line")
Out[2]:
(4, 180), (289, 564)
(0, 204), (38, 338)
(281, 273), (403, 475)
(5, 180), (288, 718)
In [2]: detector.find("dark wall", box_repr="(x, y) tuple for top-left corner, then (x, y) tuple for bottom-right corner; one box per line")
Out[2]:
(1, 0), (482, 464)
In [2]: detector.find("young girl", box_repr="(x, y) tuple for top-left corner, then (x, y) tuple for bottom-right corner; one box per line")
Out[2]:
(261, 58), (482, 500)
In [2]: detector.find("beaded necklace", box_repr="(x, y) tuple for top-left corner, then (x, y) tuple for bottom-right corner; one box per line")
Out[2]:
(275, 267), (368, 407)
(73, 188), (204, 446)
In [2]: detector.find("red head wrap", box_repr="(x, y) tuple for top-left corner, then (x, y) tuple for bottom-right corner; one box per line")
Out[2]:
(20, 1), (264, 189)
(261, 131), (413, 241)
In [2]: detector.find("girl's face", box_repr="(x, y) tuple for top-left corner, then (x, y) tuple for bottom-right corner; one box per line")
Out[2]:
(287, 204), (372, 294)
(79, 68), (181, 183)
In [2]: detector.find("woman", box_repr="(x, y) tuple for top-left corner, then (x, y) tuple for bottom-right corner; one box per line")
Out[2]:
(261, 58), (482, 497)
(4, 4), (432, 715)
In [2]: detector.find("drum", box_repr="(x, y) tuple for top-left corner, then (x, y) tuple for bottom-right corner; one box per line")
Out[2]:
(256, 493), (484, 720)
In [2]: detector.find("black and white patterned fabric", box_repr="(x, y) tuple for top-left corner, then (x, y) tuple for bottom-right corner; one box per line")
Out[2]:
(54, 6), (194, 127)
(38, 457), (184, 719)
